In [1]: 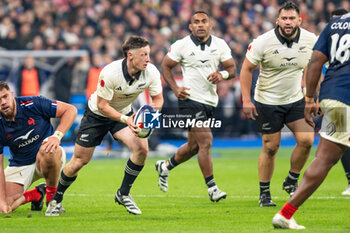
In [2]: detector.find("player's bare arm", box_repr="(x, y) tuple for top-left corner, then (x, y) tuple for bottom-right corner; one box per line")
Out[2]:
(0, 153), (11, 213)
(302, 65), (322, 116)
(42, 101), (77, 153)
(301, 65), (308, 94)
(240, 57), (258, 120)
(207, 58), (236, 84)
(150, 93), (164, 110)
(161, 55), (190, 100)
(304, 50), (328, 128)
(97, 95), (137, 135)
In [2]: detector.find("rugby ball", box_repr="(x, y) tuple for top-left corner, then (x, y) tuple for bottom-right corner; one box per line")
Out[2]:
(134, 105), (154, 138)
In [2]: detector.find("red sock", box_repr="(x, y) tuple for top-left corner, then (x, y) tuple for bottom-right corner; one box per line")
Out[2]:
(23, 188), (42, 203)
(279, 201), (298, 219)
(46, 185), (57, 203)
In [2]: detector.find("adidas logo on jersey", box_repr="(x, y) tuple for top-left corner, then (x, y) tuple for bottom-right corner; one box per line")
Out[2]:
(272, 49), (279, 54)
(189, 52), (195, 56)
(116, 86), (122, 91)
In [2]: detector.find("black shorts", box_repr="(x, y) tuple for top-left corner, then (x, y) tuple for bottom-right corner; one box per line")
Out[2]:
(255, 98), (305, 134)
(76, 106), (132, 147)
(178, 99), (215, 121)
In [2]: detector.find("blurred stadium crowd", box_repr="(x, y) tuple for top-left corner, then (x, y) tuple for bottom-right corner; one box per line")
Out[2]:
(0, 0), (349, 139)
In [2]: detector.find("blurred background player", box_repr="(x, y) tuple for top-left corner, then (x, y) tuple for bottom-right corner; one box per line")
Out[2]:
(46, 36), (163, 216)
(273, 10), (350, 229)
(155, 11), (236, 202)
(15, 56), (46, 97)
(0, 81), (76, 213)
(240, 1), (317, 206)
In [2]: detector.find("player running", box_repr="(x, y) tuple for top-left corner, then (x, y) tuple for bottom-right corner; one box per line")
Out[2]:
(273, 11), (350, 230)
(46, 36), (163, 216)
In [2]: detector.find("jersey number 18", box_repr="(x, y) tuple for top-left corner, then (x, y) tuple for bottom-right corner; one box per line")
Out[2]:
(330, 33), (350, 64)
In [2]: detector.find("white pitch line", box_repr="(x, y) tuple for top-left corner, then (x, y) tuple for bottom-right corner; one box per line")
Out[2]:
(65, 193), (350, 200)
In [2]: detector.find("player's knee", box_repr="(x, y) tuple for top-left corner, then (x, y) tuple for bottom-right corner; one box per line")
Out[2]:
(38, 148), (57, 163)
(134, 145), (149, 157)
(264, 144), (280, 157)
(188, 144), (199, 155)
(72, 156), (90, 170)
(198, 141), (212, 151)
(197, 136), (213, 151)
(297, 137), (313, 149)
(302, 167), (314, 180)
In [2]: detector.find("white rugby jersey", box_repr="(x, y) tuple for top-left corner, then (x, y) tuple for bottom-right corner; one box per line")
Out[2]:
(246, 27), (317, 105)
(167, 34), (232, 107)
(88, 59), (162, 116)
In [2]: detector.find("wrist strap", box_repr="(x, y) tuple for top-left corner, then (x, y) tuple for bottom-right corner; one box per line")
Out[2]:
(53, 131), (64, 140)
(219, 70), (229, 80)
(120, 115), (129, 123)
(305, 96), (314, 103)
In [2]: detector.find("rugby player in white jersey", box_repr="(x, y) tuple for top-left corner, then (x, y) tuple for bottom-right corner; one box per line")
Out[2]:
(240, 1), (317, 207)
(155, 11), (236, 202)
(46, 36), (163, 216)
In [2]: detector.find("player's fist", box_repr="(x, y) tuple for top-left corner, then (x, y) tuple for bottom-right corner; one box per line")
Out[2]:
(242, 101), (258, 120)
(207, 72), (224, 84)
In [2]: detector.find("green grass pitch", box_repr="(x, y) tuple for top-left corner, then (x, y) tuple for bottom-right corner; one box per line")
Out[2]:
(1, 148), (350, 233)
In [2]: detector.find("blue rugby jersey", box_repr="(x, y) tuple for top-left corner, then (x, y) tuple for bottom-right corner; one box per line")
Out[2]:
(0, 96), (57, 166)
(313, 13), (350, 105)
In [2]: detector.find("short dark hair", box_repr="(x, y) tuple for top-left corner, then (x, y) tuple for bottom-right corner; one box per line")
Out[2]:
(122, 36), (150, 57)
(279, 1), (300, 15)
(0, 81), (10, 91)
(331, 8), (348, 17)
(192, 11), (209, 17)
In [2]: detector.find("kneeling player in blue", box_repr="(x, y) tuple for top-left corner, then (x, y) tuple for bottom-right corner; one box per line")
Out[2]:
(0, 81), (77, 213)
(46, 36), (163, 216)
